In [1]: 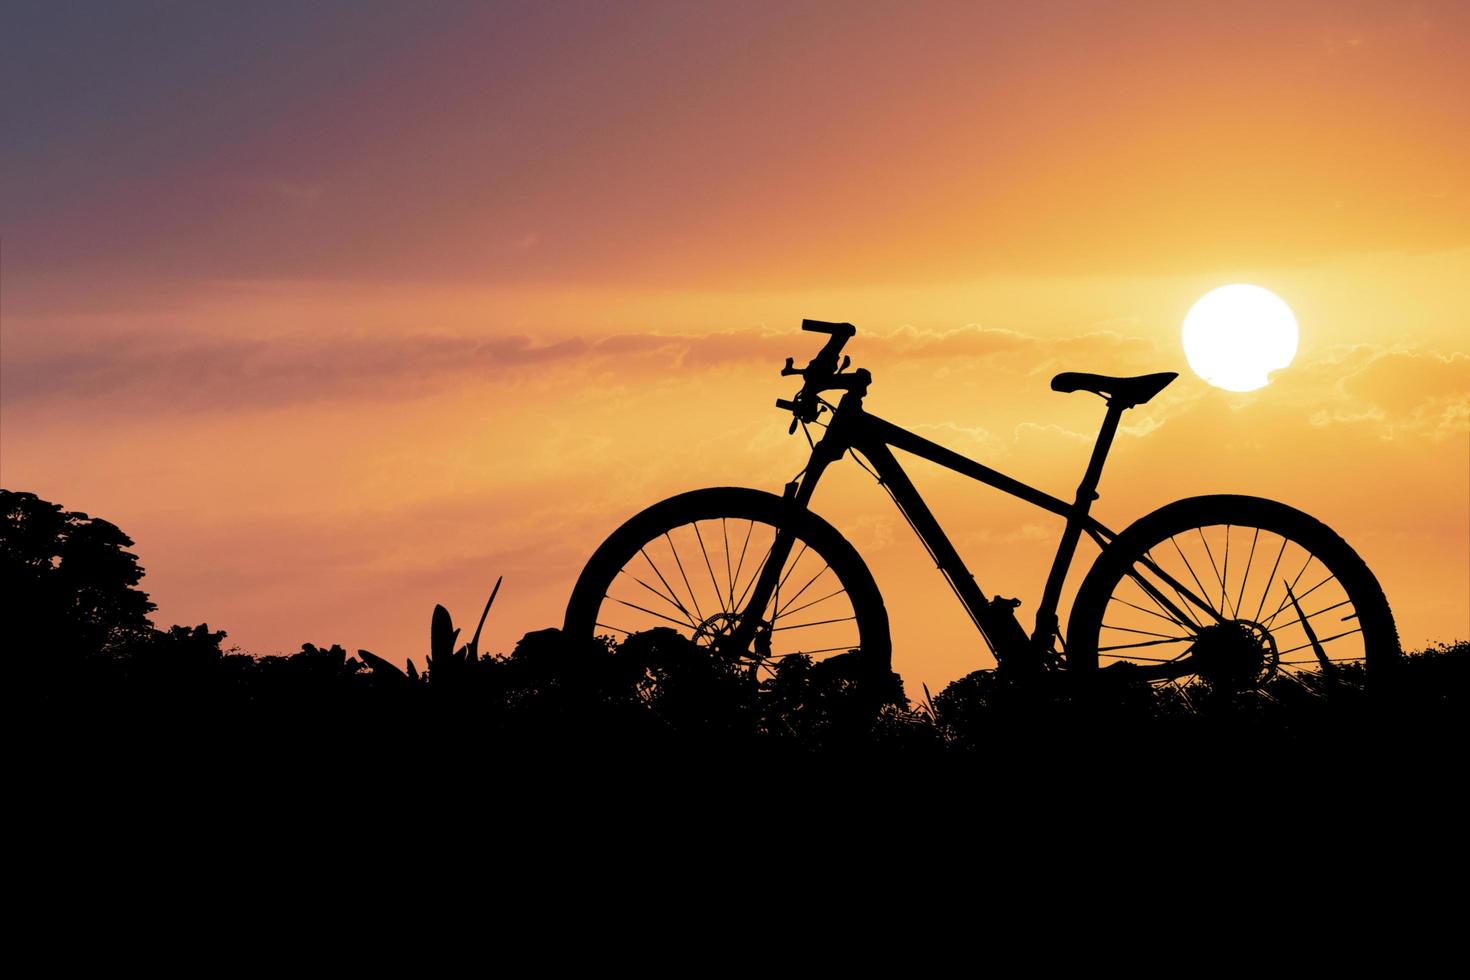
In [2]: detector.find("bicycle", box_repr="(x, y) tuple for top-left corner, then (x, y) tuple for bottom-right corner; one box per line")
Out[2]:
(564, 319), (1399, 695)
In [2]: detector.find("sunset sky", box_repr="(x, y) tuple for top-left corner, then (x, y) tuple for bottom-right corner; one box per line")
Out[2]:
(3, 0), (1466, 693)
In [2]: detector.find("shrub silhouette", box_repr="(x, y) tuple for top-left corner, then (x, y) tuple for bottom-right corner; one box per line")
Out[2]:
(5, 487), (1464, 758)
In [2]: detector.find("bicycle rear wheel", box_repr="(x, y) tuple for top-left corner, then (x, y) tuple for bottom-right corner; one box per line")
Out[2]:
(1066, 495), (1399, 693)
(564, 488), (890, 677)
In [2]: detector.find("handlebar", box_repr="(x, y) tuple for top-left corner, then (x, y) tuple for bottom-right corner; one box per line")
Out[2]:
(796, 319), (854, 375)
(802, 318), (856, 337)
(775, 319), (869, 430)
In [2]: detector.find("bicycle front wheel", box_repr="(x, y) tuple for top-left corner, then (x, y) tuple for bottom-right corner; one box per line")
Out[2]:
(1066, 495), (1399, 692)
(564, 487), (890, 676)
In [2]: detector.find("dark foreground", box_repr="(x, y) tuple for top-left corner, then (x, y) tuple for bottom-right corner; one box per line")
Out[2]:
(19, 615), (1467, 762)
(8, 487), (1467, 770)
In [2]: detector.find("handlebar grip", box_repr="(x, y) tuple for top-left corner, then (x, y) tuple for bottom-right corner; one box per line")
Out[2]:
(775, 398), (798, 411)
(802, 319), (856, 337)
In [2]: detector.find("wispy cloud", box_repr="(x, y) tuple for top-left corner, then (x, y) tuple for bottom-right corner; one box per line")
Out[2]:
(12, 322), (1460, 444)
(1, 323), (1154, 414)
(1, 333), (592, 412)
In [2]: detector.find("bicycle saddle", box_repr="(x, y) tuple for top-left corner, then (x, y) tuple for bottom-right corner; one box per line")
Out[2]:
(1050, 371), (1178, 408)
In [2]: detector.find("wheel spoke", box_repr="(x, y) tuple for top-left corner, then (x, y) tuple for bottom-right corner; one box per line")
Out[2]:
(663, 531), (706, 625)
(1269, 597), (1352, 633)
(1098, 636), (1196, 652)
(732, 538), (801, 623)
(1164, 537), (1223, 620)
(1222, 524), (1231, 616)
(772, 615), (856, 632)
(1293, 572), (1338, 607)
(691, 521), (728, 616)
(637, 547), (698, 627)
(775, 562), (832, 619)
(1280, 578), (1335, 671)
(1107, 593), (1197, 630)
(775, 542), (808, 596)
(1099, 650), (1194, 662)
(730, 519), (755, 610)
(1132, 547), (1203, 628)
(1171, 534), (1217, 619)
(722, 518), (735, 613)
(1195, 526), (1233, 618)
(1124, 553), (1208, 630)
(780, 586), (849, 619)
(608, 594), (702, 630)
(731, 540), (776, 619)
(1259, 556), (1315, 630)
(783, 643), (863, 656)
(1252, 535), (1290, 623)
(1263, 571), (1336, 629)
(617, 567), (698, 628)
(1101, 622), (1192, 640)
(1275, 627), (1363, 657)
(1234, 527), (1260, 622)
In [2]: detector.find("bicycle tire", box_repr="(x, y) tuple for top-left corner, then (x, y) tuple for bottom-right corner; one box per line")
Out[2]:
(564, 487), (891, 674)
(1066, 495), (1399, 689)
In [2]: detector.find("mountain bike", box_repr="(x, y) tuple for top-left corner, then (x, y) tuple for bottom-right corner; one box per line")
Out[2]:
(564, 319), (1399, 693)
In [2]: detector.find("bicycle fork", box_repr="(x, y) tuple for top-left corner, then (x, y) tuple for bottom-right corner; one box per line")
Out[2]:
(718, 440), (846, 665)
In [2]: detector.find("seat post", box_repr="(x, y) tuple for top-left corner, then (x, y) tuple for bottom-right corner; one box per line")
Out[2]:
(1076, 400), (1126, 507)
(1032, 400), (1127, 653)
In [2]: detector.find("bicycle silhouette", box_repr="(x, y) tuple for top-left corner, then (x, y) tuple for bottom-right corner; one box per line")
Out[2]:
(566, 319), (1399, 693)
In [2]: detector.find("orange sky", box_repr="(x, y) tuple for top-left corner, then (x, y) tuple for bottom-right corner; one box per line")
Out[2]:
(3, 1), (1466, 694)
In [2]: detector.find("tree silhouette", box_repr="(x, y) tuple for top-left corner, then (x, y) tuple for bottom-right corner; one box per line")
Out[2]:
(2, 489), (157, 666)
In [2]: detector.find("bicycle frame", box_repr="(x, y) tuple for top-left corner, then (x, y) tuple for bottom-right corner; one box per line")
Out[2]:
(727, 378), (1219, 670)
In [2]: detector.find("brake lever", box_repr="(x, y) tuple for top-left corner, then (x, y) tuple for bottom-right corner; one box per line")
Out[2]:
(781, 357), (804, 377)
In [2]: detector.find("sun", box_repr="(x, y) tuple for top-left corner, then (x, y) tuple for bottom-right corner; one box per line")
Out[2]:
(1181, 284), (1299, 392)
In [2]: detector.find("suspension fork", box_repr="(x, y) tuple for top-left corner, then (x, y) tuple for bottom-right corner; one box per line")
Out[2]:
(719, 438), (844, 659)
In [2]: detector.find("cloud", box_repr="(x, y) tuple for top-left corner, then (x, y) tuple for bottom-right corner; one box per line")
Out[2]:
(0, 332), (593, 413)
(1305, 346), (1470, 439)
(908, 421), (1005, 454)
(30, 321), (1453, 452)
(4, 321), (1161, 416)
(1012, 421), (1093, 446)
(881, 323), (1036, 358)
